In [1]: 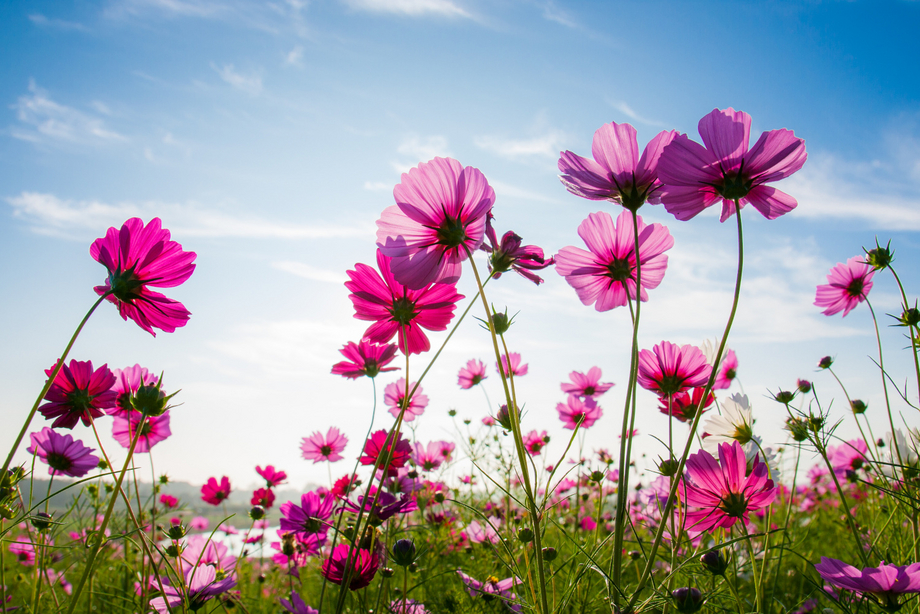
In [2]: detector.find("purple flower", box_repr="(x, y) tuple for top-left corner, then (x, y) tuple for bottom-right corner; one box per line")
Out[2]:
(149, 564), (236, 613)
(28, 427), (99, 478)
(279, 590), (318, 614)
(342, 488), (417, 522)
(815, 558), (920, 610)
(279, 491), (336, 537)
(457, 571), (522, 612)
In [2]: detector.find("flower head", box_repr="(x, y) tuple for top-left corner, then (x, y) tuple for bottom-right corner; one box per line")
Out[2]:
(331, 340), (400, 379)
(497, 352), (528, 378)
(301, 427), (348, 464)
(201, 476), (231, 506)
(149, 564), (236, 613)
(481, 216), (554, 284)
(815, 558), (920, 611)
(458, 359), (488, 389)
(109, 364), (158, 418)
(112, 411), (171, 453)
(346, 249), (463, 355)
(815, 256), (875, 317)
(701, 394), (755, 450)
(256, 465), (287, 487)
(637, 342), (711, 396)
(39, 360), (117, 430)
(413, 441), (451, 472)
(556, 396), (602, 430)
(384, 379), (428, 422)
(457, 571), (522, 612)
(28, 427), (99, 478)
(279, 490), (335, 537)
(658, 108), (807, 221)
(560, 367), (614, 399)
(523, 430), (548, 456)
(658, 387), (714, 423)
(360, 429), (412, 476)
(559, 121), (678, 211)
(321, 544), (379, 590)
(251, 487), (275, 509)
(376, 157), (495, 289)
(91, 217), (196, 336)
(555, 210), (673, 311)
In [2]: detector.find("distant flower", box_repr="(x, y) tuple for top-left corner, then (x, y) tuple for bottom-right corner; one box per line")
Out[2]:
(342, 488), (417, 522)
(384, 379), (429, 422)
(256, 465), (287, 487)
(201, 476), (231, 506)
(280, 491), (335, 537)
(28, 427), (99, 478)
(346, 249), (464, 355)
(280, 590), (319, 614)
(560, 367), (614, 399)
(458, 359), (488, 389)
(189, 516), (209, 531)
(481, 216), (554, 284)
(301, 427), (348, 464)
(815, 256), (875, 317)
(159, 494), (178, 509)
(497, 352), (528, 377)
(658, 107), (807, 221)
(457, 571), (522, 612)
(112, 411), (172, 453)
(360, 430), (412, 476)
(826, 440), (869, 479)
(658, 387), (714, 423)
(555, 210), (674, 311)
(91, 217), (197, 336)
(523, 430), (548, 456)
(109, 364), (158, 417)
(389, 599), (429, 614)
(321, 544), (379, 590)
(149, 564), (236, 613)
(331, 340), (400, 379)
(681, 441), (778, 535)
(331, 474), (359, 498)
(637, 341), (711, 396)
(413, 441), (449, 472)
(436, 441), (456, 462)
(376, 157), (495, 289)
(251, 487), (275, 509)
(9, 539), (36, 566)
(39, 359), (118, 430)
(559, 121), (678, 211)
(556, 396), (603, 430)
(701, 339), (738, 390)
(179, 534), (236, 577)
(465, 519), (501, 545)
(815, 558), (920, 610)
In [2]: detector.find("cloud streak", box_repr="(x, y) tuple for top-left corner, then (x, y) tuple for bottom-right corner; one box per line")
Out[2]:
(342, 0), (471, 18)
(10, 81), (127, 146)
(212, 63), (263, 95)
(474, 130), (566, 160)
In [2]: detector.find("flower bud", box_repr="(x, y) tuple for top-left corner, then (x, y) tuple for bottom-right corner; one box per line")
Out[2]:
(517, 528), (534, 543)
(133, 384), (169, 416)
(796, 379), (812, 394)
(0, 505), (14, 520)
(31, 512), (54, 532)
(699, 549), (728, 576)
(850, 399), (867, 414)
(772, 390), (795, 405)
(785, 417), (810, 442)
(165, 543), (184, 558)
(590, 470), (606, 484)
(658, 458), (679, 477)
(281, 533), (296, 556)
(391, 539), (417, 567)
(408, 562), (419, 573)
(448, 409), (457, 417)
(897, 306), (920, 327)
(166, 524), (187, 540)
(817, 356), (834, 369)
(671, 587), (703, 613)
(490, 308), (514, 335)
(864, 241), (893, 270)
(542, 546), (557, 562)
(380, 567), (395, 578)
(628, 550), (641, 561)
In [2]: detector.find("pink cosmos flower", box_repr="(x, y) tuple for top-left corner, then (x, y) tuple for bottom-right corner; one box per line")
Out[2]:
(713, 349), (738, 390)
(360, 429), (412, 476)
(465, 519), (501, 544)
(149, 564), (236, 613)
(815, 256), (875, 317)
(9, 539), (36, 565)
(189, 516), (209, 531)
(251, 487), (275, 509)
(346, 249), (463, 355)
(280, 591), (319, 614)
(556, 395), (603, 430)
(658, 387), (714, 423)
(657, 108), (807, 222)
(681, 441), (778, 535)
(280, 491), (335, 537)
(637, 341), (711, 396)
(497, 352), (528, 377)
(554, 210), (673, 311)
(826, 439), (869, 479)
(91, 217), (196, 336)
(815, 558), (920, 610)
(331, 339), (400, 379)
(376, 157), (495, 289)
(109, 364), (158, 418)
(321, 544), (379, 590)
(457, 571), (522, 612)
(301, 427), (348, 464)
(39, 359), (118, 430)
(559, 121), (678, 211)
(112, 411), (171, 453)
(28, 427), (99, 478)
(523, 430), (548, 456)
(457, 359), (488, 389)
(437, 441), (456, 462)
(256, 465), (287, 487)
(413, 441), (447, 472)
(481, 215), (554, 284)
(384, 378), (429, 422)
(159, 494), (178, 509)
(201, 476), (231, 506)
(561, 367), (614, 399)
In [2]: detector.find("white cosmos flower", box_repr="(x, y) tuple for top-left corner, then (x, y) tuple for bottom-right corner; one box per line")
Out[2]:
(881, 428), (920, 480)
(702, 394), (754, 448)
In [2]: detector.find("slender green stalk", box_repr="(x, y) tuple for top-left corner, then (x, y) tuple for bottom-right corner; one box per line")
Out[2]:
(888, 266), (920, 415)
(741, 523), (762, 612)
(866, 300), (907, 476)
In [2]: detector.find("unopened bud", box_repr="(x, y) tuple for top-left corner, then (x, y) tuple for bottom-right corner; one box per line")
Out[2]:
(850, 399), (867, 414)
(517, 528), (534, 543)
(671, 587), (703, 613)
(542, 547), (557, 562)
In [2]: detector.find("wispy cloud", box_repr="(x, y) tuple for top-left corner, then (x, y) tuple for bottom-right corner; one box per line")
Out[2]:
(474, 130), (566, 160)
(5, 192), (373, 240)
(392, 135), (451, 173)
(272, 261), (348, 284)
(541, 2), (576, 27)
(342, 0), (471, 18)
(608, 100), (666, 128)
(284, 45), (304, 66)
(212, 63), (263, 95)
(10, 81), (128, 146)
(105, 0), (227, 20)
(363, 181), (391, 191)
(28, 13), (89, 31)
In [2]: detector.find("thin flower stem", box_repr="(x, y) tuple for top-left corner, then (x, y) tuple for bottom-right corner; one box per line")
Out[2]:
(741, 523), (762, 613)
(888, 266), (920, 414)
(627, 203), (746, 612)
(866, 299), (906, 474)
(1, 293), (110, 479)
(825, 369), (883, 470)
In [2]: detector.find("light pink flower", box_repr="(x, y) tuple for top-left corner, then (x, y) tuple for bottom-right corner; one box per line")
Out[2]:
(457, 359), (487, 389)
(560, 367), (614, 399)
(523, 430), (548, 456)
(497, 352), (528, 377)
(465, 519), (501, 544)
(815, 558), (920, 610)
(556, 396), (602, 430)
(39, 359), (117, 430)
(91, 217), (196, 336)
(301, 427), (348, 464)
(815, 256), (875, 317)
(714, 349), (738, 390)
(658, 108), (807, 222)
(413, 441), (452, 472)
(189, 516), (209, 531)
(637, 341), (711, 396)
(559, 121), (678, 210)
(376, 157), (495, 289)
(9, 539), (36, 565)
(112, 411), (171, 453)
(331, 340), (400, 379)
(28, 427), (99, 478)
(346, 249), (463, 355)
(384, 378), (428, 422)
(555, 210), (673, 311)
(109, 364), (158, 418)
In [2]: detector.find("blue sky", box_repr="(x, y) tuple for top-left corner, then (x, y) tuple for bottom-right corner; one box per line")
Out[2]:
(2, 0), (919, 494)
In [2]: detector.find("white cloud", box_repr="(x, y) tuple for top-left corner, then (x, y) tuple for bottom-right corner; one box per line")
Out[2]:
(28, 13), (89, 31)
(608, 101), (666, 128)
(285, 45), (304, 66)
(272, 261), (348, 284)
(541, 2), (576, 27)
(474, 130), (566, 160)
(212, 63), (263, 95)
(10, 80), (128, 146)
(342, 0), (470, 18)
(5, 192), (373, 240)
(105, 0), (225, 19)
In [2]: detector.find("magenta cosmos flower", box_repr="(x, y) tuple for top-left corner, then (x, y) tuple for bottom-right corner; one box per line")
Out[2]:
(457, 571), (522, 612)
(112, 411), (171, 453)
(523, 430), (548, 456)
(556, 395), (603, 430)
(376, 157), (495, 290)
(713, 349), (738, 390)
(322, 544), (379, 590)
(413, 441), (452, 472)
(201, 476), (231, 505)
(149, 564), (236, 614)
(301, 427), (348, 463)
(458, 359), (487, 389)
(658, 387), (714, 424)
(91, 217), (196, 336)
(815, 256), (875, 317)
(360, 429), (412, 475)
(39, 359), (118, 430)
(280, 591), (319, 614)
(256, 465), (287, 487)
(497, 352), (528, 377)
(481, 215), (554, 284)
(28, 427), (99, 478)
(658, 108), (807, 222)
(109, 364), (158, 418)
(637, 341), (711, 396)
(681, 440), (778, 535)
(384, 378), (429, 422)
(561, 366), (614, 399)
(815, 558), (920, 610)
(559, 121), (678, 211)
(280, 490), (335, 536)
(331, 339), (399, 379)
(346, 249), (463, 355)
(555, 210), (674, 311)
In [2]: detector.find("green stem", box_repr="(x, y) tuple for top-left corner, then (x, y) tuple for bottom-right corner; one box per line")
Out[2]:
(866, 299), (906, 475)
(887, 266), (920, 415)
(741, 523), (762, 613)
